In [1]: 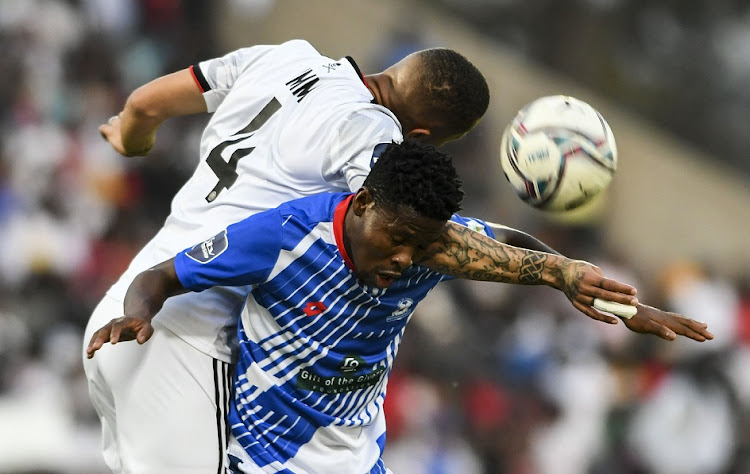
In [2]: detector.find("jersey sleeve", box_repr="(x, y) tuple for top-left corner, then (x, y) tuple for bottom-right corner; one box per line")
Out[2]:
(174, 210), (284, 291)
(327, 109), (403, 191)
(449, 215), (496, 239)
(191, 44), (277, 112)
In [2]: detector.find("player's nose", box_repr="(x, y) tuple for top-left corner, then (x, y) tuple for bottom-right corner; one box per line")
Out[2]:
(391, 248), (413, 271)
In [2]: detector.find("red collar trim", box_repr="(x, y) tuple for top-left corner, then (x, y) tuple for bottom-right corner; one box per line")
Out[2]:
(333, 194), (356, 271)
(345, 56), (369, 88)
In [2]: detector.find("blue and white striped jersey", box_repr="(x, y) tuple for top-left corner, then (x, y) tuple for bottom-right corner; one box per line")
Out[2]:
(174, 192), (494, 474)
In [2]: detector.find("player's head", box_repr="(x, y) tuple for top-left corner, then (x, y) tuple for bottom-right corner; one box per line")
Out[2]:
(345, 140), (463, 288)
(369, 48), (490, 146)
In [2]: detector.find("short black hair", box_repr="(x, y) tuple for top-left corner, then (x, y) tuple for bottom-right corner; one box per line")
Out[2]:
(363, 140), (463, 221)
(416, 48), (490, 137)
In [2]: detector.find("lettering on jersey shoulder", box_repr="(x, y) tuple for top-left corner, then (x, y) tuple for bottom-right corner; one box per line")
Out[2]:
(186, 229), (229, 264)
(369, 143), (390, 168)
(323, 62), (341, 73)
(286, 69), (319, 102)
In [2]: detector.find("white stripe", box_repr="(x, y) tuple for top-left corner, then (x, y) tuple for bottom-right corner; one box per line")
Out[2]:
(266, 223), (328, 281)
(256, 260), (352, 373)
(276, 295), (382, 386)
(268, 282), (366, 376)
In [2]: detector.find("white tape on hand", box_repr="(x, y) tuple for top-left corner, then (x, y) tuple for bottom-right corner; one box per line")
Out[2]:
(593, 298), (638, 319)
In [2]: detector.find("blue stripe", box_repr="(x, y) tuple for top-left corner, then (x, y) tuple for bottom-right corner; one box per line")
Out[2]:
(370, 457), (387, 474)
(224, 194), (495, 468)
(229, 381), (325, 466)
(270, 292), (378, 380)
(258, 272), (363, 375)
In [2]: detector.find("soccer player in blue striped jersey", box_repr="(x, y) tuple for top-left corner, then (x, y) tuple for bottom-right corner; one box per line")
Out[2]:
(90, 39), (712, 472)
(87, 140), (688, 473)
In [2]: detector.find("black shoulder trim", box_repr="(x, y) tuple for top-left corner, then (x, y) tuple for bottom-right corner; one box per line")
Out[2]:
(345, 56), (367, 86)
(191, 64), (211, 93)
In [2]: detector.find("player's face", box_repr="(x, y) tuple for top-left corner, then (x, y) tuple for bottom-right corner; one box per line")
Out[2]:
(349, 205), (446, 289)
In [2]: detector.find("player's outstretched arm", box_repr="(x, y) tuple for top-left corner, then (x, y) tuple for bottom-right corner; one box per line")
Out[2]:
(99, 68), (207, 156)
(420, 222), (713, 342)
(419, 221), (638, 324)
(86, 259), (187, 358)
(491, 222), (714, 342)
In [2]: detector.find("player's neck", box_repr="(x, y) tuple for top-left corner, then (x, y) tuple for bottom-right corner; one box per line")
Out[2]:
(365, 73), (388, 108)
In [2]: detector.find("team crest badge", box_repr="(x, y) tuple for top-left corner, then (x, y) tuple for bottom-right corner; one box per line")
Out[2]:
(387, 298), (414, 322)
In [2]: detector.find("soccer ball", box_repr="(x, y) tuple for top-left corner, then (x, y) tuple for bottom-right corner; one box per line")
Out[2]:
(499, 95), (618, 212)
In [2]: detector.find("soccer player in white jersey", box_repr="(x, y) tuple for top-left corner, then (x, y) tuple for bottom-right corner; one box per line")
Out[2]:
(88, 40), (713, 472)
(87, 140), (686, 473)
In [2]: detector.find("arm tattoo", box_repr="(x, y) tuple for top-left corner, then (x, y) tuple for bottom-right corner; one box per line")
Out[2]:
(418, 221), (572, 289)
(519, 253), (548, 284)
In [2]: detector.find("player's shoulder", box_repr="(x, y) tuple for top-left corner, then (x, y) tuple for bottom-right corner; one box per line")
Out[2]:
(276, 39), (324, 57)
(323, 105), (401, 156)
(277, 192), (349, 225)
(449, 214), (495, 239)
(226, 39), (327, 72)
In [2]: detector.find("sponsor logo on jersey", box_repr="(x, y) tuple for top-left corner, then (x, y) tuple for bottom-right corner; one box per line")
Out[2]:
(302, 301), (327, 317)
(386, 298), (414, 322)
(296, 362), (385, 395)
(339, 355), (366, 374)
(186, 229), (228, 264)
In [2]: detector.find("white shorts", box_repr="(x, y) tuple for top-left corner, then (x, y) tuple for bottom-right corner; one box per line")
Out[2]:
(82, 295), (233, 473)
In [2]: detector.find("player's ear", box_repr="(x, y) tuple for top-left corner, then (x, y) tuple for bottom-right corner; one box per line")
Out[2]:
(404, 128), (431, 141)
(352, 188), (374, 217)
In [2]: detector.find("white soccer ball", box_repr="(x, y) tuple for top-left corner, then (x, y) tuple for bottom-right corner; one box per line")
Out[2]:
(499, 95), (618, 212)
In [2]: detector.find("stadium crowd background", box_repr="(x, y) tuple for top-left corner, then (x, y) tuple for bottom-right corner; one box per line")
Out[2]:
(0, 1), (749, 473)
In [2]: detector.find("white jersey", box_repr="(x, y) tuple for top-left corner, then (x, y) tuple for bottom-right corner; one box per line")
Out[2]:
(106, 40), (403, 361)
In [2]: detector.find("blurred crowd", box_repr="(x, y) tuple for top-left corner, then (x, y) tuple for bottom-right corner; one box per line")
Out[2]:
(0, 1), (749, 473)
(436, 0), (750, 178)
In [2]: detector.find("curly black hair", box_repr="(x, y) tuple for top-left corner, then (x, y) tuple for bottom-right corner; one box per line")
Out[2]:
(416, 48), (490, 137)
(363, 140), (463, 221)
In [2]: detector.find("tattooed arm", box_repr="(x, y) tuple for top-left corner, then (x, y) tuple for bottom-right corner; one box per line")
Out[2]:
(417, 220), (637, 324)
(417, 221), (713, 341)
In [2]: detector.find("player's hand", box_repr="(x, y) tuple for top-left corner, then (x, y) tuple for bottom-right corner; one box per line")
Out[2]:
(622, 304), (714, 342)
(86, 316), (155, 358)
(99, 115), (128, 155)
(558, 260), (638, 325)
(98, 114), (153, 156)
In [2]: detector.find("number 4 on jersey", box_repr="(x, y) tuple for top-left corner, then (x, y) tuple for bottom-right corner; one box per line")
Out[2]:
(205, 98), (281, 202)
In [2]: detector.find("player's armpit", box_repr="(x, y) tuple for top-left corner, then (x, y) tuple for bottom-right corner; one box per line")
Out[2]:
(485, 221), (559, 255)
